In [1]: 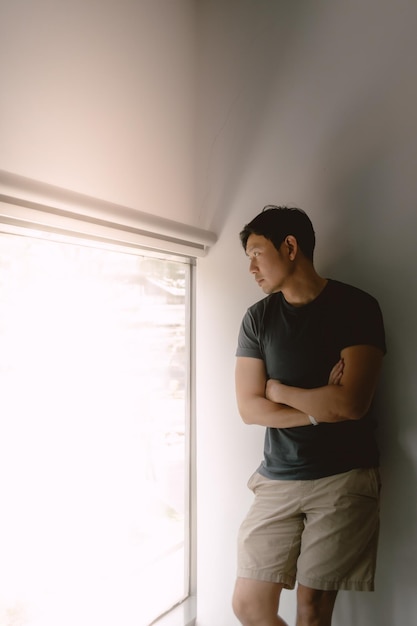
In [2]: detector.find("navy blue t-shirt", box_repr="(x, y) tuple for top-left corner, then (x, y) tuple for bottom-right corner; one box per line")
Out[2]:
(236, 279), (386, 480)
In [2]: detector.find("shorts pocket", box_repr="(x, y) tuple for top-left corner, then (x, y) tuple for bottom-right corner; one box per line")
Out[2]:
(367, 467), (382, 497)
(247, 471), (262, 492)
(345, 467), (381, 500)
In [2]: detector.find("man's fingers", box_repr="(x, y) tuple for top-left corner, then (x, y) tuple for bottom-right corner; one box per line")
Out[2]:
(328, 358), (344, 385)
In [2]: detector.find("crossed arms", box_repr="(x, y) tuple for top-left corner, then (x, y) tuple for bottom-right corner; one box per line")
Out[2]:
(235, 345), (384, 428)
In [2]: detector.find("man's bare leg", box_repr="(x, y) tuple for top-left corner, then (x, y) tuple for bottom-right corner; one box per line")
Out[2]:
(296, 584), (338, 626)
(232, 578), (289, 626)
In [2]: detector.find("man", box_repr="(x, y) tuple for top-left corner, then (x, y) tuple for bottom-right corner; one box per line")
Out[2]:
(232, 206), (386, 626)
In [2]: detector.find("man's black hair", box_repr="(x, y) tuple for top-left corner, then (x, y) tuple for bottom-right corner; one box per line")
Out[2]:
(239, 205), (316, 261)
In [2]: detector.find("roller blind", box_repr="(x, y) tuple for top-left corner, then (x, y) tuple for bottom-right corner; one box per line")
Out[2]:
(0, 170), (217, 258)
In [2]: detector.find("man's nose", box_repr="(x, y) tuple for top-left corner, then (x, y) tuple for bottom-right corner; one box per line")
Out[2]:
(249, 259), (258, 274)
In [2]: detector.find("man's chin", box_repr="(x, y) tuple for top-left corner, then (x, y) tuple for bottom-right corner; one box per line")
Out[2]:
(261, 284), (281, 295)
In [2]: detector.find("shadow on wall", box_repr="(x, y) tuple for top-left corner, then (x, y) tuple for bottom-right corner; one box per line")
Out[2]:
(195, 0), (317, 234)
(317, 86), (417, 626)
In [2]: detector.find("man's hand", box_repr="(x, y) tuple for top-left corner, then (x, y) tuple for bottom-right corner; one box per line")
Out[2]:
(265, 378), (283, 403)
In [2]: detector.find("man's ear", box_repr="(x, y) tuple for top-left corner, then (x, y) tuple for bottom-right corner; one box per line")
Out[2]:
(284, 235), (298, 260)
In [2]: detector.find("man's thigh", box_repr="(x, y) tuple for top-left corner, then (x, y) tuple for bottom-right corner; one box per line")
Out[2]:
(237, 472), (307, 589)
(297, 467), (381, 591)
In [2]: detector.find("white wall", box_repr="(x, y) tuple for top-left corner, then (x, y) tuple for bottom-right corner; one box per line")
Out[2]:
(195, 1), (417, 625)
(0, 0), (196, 225)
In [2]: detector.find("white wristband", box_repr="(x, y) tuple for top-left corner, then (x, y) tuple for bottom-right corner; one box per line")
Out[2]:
(308, 415), (319, 426)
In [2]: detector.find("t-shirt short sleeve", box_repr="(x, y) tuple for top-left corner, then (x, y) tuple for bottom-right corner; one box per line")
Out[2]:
(236, 308), (263, 359)
(338, 287), (386, 354)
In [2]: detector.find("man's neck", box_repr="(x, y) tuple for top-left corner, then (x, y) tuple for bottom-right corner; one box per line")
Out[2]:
(281, 273), (328, 307)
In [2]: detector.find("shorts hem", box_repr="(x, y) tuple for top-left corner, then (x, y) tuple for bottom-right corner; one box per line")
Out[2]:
(297, 575), (375, 592)
(237, 568), (295, 589)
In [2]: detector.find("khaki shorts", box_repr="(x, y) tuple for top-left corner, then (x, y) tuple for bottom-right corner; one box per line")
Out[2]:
(237, 467), (381, 591)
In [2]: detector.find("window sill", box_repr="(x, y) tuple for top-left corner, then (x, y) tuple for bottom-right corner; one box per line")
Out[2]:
(151, 596), (196, 626)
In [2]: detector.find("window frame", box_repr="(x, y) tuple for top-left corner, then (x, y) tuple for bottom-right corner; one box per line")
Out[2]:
(0, 207), (198, 626)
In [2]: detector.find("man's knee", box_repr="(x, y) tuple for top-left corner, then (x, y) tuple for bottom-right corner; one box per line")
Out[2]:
(232, 579), (259, 624)
(232, 588), (255, 625)
(296, 585), (338, 625)
(232, 577), (283, 625)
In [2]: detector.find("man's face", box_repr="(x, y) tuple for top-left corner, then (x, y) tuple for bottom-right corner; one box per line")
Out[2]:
(245, 234), (291, 295)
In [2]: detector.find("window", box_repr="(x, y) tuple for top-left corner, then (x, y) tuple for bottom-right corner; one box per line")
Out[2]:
(0, 228), (193, 626)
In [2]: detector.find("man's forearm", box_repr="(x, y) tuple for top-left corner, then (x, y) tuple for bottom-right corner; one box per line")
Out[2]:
(266, 380), (355, 423)
(238, 394), (310, 428)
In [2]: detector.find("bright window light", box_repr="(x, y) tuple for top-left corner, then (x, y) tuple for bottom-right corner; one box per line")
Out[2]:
(0, 230), (191, 626)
